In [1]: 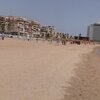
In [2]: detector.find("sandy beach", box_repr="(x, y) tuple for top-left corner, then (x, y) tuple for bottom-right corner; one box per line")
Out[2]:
(63, 47), (100, 100)
(0, 38), (97, 100)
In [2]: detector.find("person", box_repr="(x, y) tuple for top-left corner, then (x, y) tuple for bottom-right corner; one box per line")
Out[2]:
(61, 35), (66, 45)
(27, 35), (30, 41)
(49, 34), (53, 44)
(1, 33), (5, 40)
(36, 35), (39, 43)
(56, 35), (60, 45)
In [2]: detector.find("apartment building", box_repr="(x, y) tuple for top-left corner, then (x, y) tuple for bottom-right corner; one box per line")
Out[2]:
(87, 23), (100, 41)
(40, 26), (55, 37)
(0, 16), (56, 38)
(0, 16), (41, 37)
(0, 16), (6, 32)
(31, 20), (41, 37)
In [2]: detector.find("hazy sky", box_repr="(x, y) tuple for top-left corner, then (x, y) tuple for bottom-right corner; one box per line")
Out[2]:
(0, 0), (100, 35)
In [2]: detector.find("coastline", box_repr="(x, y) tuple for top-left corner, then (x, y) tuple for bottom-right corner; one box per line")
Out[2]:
(63, 46), (100, 100)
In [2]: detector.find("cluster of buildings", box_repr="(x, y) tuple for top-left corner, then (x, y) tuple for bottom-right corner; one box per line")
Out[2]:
(87, 23), (100, 42)
(0, 16), (56, 37)
(1, 15), (100, 42)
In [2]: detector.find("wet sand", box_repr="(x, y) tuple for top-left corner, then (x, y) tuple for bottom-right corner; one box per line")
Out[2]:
(0, 38), (97, 100)
(63, 47), (100, 100)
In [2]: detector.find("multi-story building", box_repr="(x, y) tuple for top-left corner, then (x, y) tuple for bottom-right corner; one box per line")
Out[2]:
(87, 23), (100, 41)
(0, 16), (41, 37)
(31, 20), (41, 37)
(40, 26), (55, 37)
(0, 16), (6, 32)
(0, 16), (56, 38)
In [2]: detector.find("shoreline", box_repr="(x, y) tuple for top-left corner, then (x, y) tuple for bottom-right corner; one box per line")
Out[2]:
(63, 46), (100, 100)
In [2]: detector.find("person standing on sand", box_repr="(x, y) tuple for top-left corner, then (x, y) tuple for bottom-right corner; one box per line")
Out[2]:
(1, 33), (5, 40)
(61, 34), (66, 45)
(27, 34), (30, 41)
(49, 34), (53, 44)
(23, 35), (26, 41)
(36, 35), (39, 43)
(56, 35), (60, 45)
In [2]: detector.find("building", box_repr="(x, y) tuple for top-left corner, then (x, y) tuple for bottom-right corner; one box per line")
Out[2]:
(0, 16), (6, 32)
(0, 16), (41, 37)
(31, 20), (41, 37)
(0, 16), (57, 38)
(87, 23), (100, 41)
(40, 26), (55, 38)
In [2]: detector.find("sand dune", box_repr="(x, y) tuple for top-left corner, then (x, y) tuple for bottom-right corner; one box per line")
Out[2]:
(0, 38), (96, 100)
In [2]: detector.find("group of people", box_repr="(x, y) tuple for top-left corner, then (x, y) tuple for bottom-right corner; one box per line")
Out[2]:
(1, 33), (93, 45)
(48, 34), (92, 45)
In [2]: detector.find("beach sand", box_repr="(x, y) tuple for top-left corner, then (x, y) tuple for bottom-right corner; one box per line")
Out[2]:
(63, 47), (100, 100)
(0, 38), (96, 100)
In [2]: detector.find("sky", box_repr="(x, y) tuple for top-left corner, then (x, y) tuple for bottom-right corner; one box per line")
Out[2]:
(0, 0), (100, 36)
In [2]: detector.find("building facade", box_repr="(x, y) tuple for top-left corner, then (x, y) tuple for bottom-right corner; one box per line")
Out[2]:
(87, 23), (100, 41)
(0, 16), (41, 37)
(40, 26), (55, 37)
(0, 16), (56, 38)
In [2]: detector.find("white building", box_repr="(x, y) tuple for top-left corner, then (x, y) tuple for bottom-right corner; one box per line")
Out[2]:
(87, 23), (100, 41)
